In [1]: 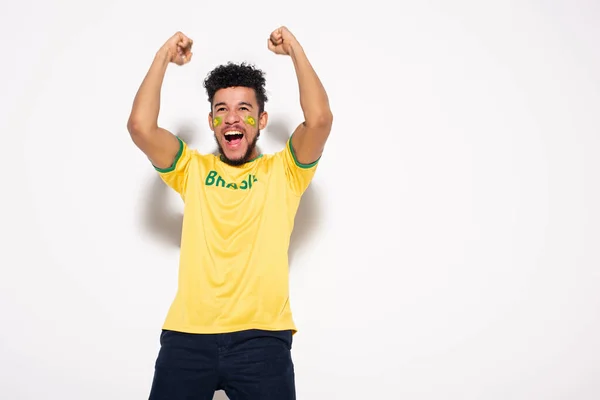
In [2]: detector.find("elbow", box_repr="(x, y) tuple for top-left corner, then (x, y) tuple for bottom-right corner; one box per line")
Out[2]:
(307, 111), (333, 129)
(127, 117), (152, 138)
(321, 110), (334, 126)
(127, 117), (140, 136)
(127, 119), (153, 150)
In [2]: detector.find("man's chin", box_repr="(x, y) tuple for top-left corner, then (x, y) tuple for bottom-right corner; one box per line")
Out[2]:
(215, 133), (259, 166)
(222, 152), (247, 166)
(220, 145), (251, 166)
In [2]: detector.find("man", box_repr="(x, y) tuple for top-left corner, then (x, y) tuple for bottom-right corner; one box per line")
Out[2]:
(127, 26), (333, 400)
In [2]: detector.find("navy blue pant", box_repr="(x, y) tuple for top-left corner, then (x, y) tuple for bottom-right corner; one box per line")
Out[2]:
(149, 329), (296, 400)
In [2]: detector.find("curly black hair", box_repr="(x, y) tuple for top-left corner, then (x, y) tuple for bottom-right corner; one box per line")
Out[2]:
(203, 62), (268, 113)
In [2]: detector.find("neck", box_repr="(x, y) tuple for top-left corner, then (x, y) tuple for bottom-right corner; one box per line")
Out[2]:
(248, 148), (260, 160)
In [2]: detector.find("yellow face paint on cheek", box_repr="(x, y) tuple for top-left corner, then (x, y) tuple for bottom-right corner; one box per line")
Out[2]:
(213, 116), (222, 127)
(244, 116), (256, 127)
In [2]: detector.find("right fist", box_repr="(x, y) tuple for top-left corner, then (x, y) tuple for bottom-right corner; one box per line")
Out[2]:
(161, 32), (193, 65)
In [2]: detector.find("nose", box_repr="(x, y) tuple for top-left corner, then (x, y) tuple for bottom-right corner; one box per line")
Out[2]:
(224, 110), (241, 124)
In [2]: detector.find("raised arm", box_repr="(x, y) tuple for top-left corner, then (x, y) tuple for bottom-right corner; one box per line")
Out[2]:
(268, 27), (333, 165)
(127, 32), (193, 169)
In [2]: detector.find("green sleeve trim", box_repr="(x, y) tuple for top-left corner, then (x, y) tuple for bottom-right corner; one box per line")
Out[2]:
(288, 135), (320, 169)
(153, 136), (184, 173)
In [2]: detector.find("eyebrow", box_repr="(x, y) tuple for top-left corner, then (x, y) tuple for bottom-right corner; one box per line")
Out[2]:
(214, 101), (254, 109)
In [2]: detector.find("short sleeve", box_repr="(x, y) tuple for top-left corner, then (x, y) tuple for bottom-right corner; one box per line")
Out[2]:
(153, 136), (192, 195)
(279, 134), (320, 196)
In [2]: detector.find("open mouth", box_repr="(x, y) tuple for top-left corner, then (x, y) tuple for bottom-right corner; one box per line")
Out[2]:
(224, 131), (244, 147)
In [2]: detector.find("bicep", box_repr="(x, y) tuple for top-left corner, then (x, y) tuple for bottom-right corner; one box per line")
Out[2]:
(290, 117), (332, 165)
(129, 125), (181, 169)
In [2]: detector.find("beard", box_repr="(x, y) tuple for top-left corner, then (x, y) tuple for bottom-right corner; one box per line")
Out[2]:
(215, 131), (260, 166)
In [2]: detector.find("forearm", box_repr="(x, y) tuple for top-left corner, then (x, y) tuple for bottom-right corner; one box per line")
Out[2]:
(127, 48), (171, 134)
(288, 42), (333, 127)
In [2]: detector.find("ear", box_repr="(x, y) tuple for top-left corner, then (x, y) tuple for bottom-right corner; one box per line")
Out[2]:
(208, 112), (214, 131)
(259, 111), (268, 130)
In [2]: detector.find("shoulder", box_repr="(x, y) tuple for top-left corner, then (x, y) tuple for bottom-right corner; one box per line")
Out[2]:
(153, 137), (213, 174)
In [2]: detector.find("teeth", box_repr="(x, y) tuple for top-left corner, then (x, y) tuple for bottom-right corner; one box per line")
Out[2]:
(225, 131), (243, 136)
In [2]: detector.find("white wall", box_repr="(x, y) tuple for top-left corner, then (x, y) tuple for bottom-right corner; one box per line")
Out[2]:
(2, 1), (599, 399)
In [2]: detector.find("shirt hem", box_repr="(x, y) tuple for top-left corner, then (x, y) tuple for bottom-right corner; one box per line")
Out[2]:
(161, 322), (298, 335)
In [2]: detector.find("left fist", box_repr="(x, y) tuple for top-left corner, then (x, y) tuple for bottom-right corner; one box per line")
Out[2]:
(268, 26), (298, 56)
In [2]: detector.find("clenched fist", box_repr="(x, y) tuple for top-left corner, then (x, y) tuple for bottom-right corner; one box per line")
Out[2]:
(267, 26), (299, 56)
(160, 32), (193, 65)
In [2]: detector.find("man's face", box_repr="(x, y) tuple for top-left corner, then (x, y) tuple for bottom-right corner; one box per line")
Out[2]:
(209, 86), (267, 166)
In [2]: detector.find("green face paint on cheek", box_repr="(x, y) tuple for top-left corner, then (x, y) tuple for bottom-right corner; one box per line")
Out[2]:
(213, 116), (222, 127)
(244, 116), (256, 127)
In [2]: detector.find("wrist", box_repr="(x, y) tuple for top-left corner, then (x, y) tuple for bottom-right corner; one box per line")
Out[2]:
(287, 40), (303, 57)
(155, 46), (173, 63)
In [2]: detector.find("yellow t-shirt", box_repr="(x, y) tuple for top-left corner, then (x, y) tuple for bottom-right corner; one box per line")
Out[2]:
(154, 135), (319, 334)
